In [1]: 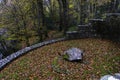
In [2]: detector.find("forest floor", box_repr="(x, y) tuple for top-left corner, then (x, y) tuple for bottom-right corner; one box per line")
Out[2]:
(0, 38), (120, 80)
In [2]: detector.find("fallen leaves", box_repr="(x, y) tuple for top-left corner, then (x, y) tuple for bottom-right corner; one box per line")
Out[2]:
(0, 38), (120, 80)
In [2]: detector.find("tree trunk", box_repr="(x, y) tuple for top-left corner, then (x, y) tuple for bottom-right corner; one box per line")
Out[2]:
(36, 0), (48, 41)
(62, 0), (69, 34)
(57, 0), (63, 31)
(21, 15), (30, 47)
(36, 0), (43, 41)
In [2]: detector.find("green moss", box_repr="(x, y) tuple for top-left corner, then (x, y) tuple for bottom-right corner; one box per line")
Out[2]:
(68, 26), (77, 31)
(63, 54), (69, 60)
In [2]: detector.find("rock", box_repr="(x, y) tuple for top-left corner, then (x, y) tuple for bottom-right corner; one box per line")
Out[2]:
(64, 48), (84, 61)
(100, 73), (120, 80)
(108, 76), (119, 80)
(100, 75), (112, 80)
(114, 73), (120, 79)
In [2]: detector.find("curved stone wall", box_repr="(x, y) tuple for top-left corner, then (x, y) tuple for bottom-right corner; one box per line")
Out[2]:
(0, 38), (66, 70)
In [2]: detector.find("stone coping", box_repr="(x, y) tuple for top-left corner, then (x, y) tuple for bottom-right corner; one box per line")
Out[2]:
(78, 25), (89, 27)
(0, 38), (66, 70)
(106, 13), (120, 16)
(89, 19), (104, 22)
(66, 31), (78, 34)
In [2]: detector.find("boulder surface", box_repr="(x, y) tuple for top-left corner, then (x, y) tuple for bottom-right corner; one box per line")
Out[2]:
(64, 48), (84, 61)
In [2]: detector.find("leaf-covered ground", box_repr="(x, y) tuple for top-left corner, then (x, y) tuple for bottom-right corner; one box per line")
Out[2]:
(0, 38), (120, 80)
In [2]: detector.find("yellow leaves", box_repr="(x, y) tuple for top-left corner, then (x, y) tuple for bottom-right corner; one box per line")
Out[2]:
(69, 4), (74, 8)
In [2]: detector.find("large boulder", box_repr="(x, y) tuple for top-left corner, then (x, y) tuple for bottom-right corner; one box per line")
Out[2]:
(63, 48), (84, 61)
(100, 73), (120, 80)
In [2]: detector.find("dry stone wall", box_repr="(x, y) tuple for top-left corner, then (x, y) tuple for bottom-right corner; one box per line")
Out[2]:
(0, 24), (101, 70)
(0, 38), (65, 70)
(66, 25), (97, 39)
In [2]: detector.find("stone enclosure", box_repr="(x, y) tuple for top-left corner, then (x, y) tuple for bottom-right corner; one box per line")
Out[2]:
(0, 13), (120, 71)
